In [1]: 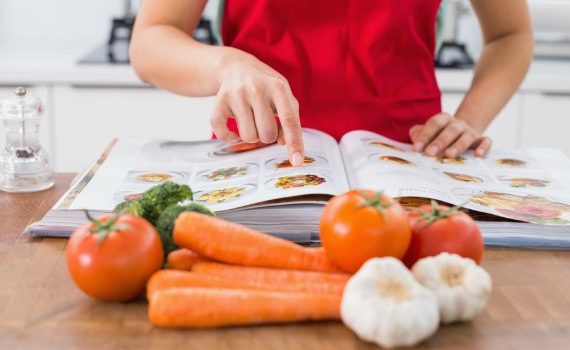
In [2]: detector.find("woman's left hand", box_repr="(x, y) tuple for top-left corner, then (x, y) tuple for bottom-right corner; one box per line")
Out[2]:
(409, 113), (492, 158)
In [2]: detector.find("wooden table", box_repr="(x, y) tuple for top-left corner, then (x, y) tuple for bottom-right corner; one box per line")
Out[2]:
(1, 174), (570, 349)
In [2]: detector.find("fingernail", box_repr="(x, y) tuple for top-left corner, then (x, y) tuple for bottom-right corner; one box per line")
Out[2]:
(447, 148), (458, 158)
(427, 145), (438, 156)
(291, 152), (303, 167)
(475, 148), (484, 157)
(414, 142), (424, 152)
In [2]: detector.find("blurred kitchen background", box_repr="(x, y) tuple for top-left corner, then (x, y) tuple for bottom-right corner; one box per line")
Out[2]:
(0, 0), (569, 172)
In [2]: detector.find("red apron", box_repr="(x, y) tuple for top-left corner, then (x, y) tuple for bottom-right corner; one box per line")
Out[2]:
(221, 0), (442, 142)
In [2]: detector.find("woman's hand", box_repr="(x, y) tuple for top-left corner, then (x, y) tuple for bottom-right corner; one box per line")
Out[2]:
(409, 113), (492, 158)
(212, 50), (305, 166)
(409, 0), (531, 160)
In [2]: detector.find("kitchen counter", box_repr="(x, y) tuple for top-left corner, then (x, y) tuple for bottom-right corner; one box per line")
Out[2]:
(0, 41), (141, 86)
(1, 174), (570, 349)
(1, 41), (570, 91)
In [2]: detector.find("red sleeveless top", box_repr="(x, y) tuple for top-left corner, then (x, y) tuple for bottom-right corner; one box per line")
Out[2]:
(221, 0), (442, 142)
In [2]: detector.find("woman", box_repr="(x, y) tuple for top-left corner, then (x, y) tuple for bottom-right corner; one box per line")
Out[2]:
(130, 0), (532, 167)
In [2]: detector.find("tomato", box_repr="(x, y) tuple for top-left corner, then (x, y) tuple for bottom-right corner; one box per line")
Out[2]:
(319, 190), (412, 273)
(403, 202), (484, 267)
(67, 213), (163, 301)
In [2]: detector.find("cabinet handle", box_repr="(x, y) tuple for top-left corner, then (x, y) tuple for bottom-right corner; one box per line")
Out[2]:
(541, 92), (570, 97)
(0, 84), (33, 88)
(70, 84), (154, 89)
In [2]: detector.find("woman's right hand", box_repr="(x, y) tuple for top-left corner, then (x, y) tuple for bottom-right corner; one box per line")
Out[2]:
(212, 49), (305, 166)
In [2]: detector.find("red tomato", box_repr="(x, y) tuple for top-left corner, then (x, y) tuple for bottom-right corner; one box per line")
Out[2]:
(319, 190), (412, 273)
(67, 214), (163, 301)
(403, 202), (484, 267)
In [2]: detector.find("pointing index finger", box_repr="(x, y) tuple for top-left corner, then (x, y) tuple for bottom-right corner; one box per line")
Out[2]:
(272, 88), (304, 166)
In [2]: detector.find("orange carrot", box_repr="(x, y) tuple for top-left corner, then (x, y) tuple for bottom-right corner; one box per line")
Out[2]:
(173, 212), (340, 272)
(192, 261), (350, 285)
(148, 287), (341, 328)
(307, 247), (326, 254)
(147, 270), (238, 300)
(167, 248), (205, 271)
(306, 246), (345, 272)
(146, 269), (345, 299)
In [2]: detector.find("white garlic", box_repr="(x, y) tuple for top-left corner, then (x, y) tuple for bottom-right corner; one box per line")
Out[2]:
(412, 252), (492, 324)
(341, 257), (439, 349)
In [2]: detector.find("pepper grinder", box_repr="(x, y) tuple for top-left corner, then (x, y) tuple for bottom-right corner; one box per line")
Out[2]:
(0, 87), (54, 192)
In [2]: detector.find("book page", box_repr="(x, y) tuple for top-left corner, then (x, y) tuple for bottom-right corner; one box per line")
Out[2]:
(64, 128), (350, 212)
(340, 130), (570, 226)
(339, 130), (457, 202)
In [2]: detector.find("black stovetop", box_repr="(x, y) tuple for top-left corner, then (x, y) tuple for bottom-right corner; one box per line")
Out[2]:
(79, 17), (217, 65)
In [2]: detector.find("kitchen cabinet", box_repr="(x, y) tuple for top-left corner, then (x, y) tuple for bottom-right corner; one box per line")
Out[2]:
(3, 85), (568, 173)
(51, 86), (214, 172)
(520, 92), (570, 156)
(441, 92), (521, 147)
(13, 86), (568, 172)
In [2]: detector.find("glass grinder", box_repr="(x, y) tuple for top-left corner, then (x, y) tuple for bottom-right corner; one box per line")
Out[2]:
(0, 87), (54, 192)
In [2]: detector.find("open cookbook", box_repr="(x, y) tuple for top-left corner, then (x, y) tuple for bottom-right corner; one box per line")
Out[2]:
(27, 128), (570, 248)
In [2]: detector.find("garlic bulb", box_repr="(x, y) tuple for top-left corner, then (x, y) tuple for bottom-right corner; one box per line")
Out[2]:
(412, 253), (492, 324)
(341, 257), (439, 349)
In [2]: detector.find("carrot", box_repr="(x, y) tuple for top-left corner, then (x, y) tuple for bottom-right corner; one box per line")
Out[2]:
(173, 212), (340, 272)
(148, 287), (341, 328)
(306, 246), (344, 271)
(192, 261), (350, 286)
(147, 269), (345, 299)
(308, 247), (325, 252)
(147, 270), (237, 300)
(167, 248), (205, 271)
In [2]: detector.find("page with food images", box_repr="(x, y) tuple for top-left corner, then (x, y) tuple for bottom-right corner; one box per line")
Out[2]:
(60, 128), (350, 213)
(339, 130), (570, 226)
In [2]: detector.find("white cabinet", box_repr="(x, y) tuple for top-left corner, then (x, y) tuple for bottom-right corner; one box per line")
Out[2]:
(441, 92), (520, 147)
(520, 92), (570, 156)
(52, 86), (214, 172)
(3, 83), (568, 173)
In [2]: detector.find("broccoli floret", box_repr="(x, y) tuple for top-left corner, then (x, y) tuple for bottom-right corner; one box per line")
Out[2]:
(139, 181), (193, 225)
(155, 202), (214, 255)
(113, 199), (145, 217)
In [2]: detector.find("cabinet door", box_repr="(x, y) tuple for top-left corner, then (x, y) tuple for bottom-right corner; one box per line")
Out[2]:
(53, 86), (215, 172)
(521, 92), (570, 157)
(0, 85), (53, 161)
(441, 92), (520, 147)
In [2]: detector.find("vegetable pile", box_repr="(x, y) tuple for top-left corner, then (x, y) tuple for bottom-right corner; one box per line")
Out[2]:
(322, 191), (492, 348)
(66, 184), (493, 347)
(148, 211), (349, 328)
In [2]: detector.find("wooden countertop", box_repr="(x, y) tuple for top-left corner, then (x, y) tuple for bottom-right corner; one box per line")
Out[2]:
(1, 174), (570, 349)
